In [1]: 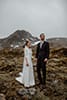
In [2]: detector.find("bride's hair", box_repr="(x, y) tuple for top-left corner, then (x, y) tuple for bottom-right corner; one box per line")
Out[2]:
(23, 39), (30, 48)
(25, 39), (29, 46)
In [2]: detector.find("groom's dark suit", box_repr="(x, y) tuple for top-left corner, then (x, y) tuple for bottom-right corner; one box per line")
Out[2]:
(36, 41), (49, 85)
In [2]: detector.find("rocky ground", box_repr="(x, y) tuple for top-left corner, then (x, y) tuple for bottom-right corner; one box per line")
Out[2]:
(0, 47), (67, 100)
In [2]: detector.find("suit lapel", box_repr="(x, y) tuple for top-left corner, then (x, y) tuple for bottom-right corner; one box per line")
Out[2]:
(39, 43), (40, 49)
(39, 41), (46, 49)
(42, 41), (46, 48)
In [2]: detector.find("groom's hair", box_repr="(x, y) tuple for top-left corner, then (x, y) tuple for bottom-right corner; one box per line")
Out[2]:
(40, 33), (45, 37)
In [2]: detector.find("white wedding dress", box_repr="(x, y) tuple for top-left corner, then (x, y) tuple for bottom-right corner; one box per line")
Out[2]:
(16, 46), (35, 87)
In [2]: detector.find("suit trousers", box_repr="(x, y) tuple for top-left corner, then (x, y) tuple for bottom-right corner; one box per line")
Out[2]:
(37, 58), (46, 85)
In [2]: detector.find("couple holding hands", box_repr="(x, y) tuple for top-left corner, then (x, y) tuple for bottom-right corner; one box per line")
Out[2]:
(16, 33), (49, 91)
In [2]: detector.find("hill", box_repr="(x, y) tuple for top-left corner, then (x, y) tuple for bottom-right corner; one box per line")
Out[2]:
(47, 38), (67, 48)
(0, 30), (38, 48)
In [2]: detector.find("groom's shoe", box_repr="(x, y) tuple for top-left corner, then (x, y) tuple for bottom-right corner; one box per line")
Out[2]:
(42, 85), (46, 89)
(36, 81), (42, 86)
(40, 84), (46, 92)
(40, 85), (46, 92)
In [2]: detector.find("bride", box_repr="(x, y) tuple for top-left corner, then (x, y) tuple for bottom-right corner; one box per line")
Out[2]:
(16, 39), (35, 88)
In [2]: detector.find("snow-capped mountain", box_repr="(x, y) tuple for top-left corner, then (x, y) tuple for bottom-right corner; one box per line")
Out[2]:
(0, 30), (39, 48)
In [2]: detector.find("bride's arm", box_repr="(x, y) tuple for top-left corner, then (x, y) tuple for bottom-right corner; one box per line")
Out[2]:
(25, 57), (29, 66)
(25, 47), (29, 66)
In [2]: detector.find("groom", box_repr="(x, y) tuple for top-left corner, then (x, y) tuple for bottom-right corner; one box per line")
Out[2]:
(36, 33), (49, 88)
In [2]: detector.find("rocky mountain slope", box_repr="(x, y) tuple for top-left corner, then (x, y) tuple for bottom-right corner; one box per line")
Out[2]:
(0, 46), (67, 100)
(0, 31), (67, 100)
(0, 30), (38, 48)
(0, 30), (67, 49)
(47, 38), (67, 48)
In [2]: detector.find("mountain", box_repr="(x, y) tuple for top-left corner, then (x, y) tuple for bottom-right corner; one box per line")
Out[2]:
(47, 37), (67, 48)
(0, 31), (67, 49)
(0, 30), (39, 48)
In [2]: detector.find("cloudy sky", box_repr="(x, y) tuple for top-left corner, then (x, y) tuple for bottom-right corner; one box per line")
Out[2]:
(0, 0), (67, 39)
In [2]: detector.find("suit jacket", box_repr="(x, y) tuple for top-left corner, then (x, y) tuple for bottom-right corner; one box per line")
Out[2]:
(36, 41), (49, 60)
